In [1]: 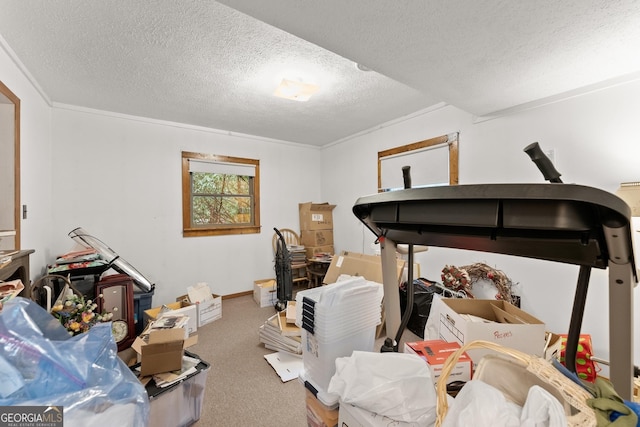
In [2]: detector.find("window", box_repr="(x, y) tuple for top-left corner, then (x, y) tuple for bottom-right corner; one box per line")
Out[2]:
(182, 151), (260, 237)
(378, 132), (459, 192)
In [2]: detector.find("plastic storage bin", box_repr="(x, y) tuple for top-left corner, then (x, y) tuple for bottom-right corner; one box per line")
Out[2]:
(131, 351), (210, 427)
(133, 288), (154, 335)
(296, 277), (383, 393)
(302, 327), (376, 391)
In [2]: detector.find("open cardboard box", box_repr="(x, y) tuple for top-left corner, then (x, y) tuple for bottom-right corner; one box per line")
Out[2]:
(299, 202), (335, 231)
(429, 297), (546, 364)
(144, 301), (198, 336)
(131, 324), (198, 377)
(176, 282), (222, 327)
(253, 278), (276, 308)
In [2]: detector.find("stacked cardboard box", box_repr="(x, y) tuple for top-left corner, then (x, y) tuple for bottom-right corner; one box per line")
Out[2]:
(299, 202), (336, 259)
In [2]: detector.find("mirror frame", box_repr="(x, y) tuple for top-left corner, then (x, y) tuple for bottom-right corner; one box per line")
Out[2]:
(377, 132), (459, 192)
(0, 80), (21, 250)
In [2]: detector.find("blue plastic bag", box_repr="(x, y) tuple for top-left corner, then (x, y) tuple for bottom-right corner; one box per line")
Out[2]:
(0, 297), (149, 426)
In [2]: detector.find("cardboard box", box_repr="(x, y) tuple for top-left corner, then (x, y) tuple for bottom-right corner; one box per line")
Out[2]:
(144, 301), (198, 335)
(301, 229), (334, 247)
(305, 245), (335, 260)
(323, 251), (405, 285)
(177, 282), (222, 327)
(299, 202), (336, 230)
(253, 278), (277, 308)
(306, 389), (338, 427)
(432, 297), (546, 364)
(404, 340), (472, 386)
(131, 327), (198, 377)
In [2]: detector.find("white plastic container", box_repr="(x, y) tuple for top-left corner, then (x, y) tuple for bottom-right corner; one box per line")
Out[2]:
(302, 326), (376, 392)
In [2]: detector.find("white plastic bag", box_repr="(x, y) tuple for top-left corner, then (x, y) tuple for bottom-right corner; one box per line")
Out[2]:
(442, 380), (567, 427)
(424, 293), (443, 340)
(442, 380), (521, 427)
(328, 350), (437, 425)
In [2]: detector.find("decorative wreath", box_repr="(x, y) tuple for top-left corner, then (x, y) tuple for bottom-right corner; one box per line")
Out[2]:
(441, 262), (516, 303)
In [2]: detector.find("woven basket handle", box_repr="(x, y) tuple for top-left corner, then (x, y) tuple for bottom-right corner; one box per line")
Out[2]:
(434, 340), (534, 427)
(30, 274), (82, 304)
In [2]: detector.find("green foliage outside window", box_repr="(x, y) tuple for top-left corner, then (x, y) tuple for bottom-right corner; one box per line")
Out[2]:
(182, 150), (260, 237)
(191, 172), (253, 226)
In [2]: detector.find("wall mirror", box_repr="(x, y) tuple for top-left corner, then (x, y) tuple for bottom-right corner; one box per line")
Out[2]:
(0, 80), (20, 252)
(378, 132), (459, 192)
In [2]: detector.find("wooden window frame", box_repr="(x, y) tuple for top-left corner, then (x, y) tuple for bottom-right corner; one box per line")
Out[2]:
(378, 132), (459, 192)
(182, 151), (261, 237)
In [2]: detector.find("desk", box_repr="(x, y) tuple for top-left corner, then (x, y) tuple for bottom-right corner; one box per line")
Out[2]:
(306, 257), (331, 287)
(0, 250), (35, 298)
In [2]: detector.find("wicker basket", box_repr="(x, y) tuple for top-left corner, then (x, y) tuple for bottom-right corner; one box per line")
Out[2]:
(435, 340), (597, 427)
(30, 274), (81, 309)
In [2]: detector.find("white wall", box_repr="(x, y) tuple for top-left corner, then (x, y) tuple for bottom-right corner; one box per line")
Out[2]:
(321, 79), (640, 368)
(5, 28), (640, 370)
(0, 40), (53, 274)
(49, 106), (321, 305)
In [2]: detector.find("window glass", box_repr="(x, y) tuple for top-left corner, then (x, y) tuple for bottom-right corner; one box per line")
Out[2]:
(182, 151), (260, 237)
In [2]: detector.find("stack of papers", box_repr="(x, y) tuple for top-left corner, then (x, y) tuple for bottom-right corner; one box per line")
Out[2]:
(146, 314), (190, 336)
(187, 282), (214, 303)
(153, 354), (201, 388)
(259, 311), (302, 355)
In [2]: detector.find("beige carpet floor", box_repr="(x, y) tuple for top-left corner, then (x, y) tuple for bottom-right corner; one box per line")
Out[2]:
(187, 294), (306, 427)
(185, 291), (420, 427)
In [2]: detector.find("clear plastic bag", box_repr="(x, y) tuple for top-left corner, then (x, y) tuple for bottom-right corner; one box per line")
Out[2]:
(0, 297), (149, 426)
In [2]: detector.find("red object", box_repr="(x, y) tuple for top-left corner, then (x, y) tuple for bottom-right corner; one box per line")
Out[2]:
(558, 334), (598, 382)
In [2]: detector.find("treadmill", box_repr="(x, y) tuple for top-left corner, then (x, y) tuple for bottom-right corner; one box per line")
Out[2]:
(353, 181), (637, 399)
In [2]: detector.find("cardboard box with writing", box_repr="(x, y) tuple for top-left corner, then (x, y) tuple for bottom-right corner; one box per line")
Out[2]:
(428, 297), (546, 364)
(299, 202), (335, 231)
(301, 229), (334, 247)
(176, 282), (222, 327)
(404, 339), (472, 386)
(253, 278), (276, 308)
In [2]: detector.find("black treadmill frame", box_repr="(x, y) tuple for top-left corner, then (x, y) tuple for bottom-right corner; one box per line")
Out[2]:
(353, 182), (636, 399)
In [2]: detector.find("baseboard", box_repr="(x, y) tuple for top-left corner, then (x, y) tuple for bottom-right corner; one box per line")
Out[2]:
(222, 290), (253, 300)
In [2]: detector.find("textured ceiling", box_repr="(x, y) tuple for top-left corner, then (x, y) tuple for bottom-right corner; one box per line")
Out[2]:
(1, 1), (639, 146)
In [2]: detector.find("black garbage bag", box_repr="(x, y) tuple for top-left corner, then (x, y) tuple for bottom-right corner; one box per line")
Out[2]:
(399, 278), (445, 339)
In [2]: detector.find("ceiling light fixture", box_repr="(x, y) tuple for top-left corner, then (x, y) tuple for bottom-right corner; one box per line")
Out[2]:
(273, 79), (319, 102)
(355, 63), (371, 72)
